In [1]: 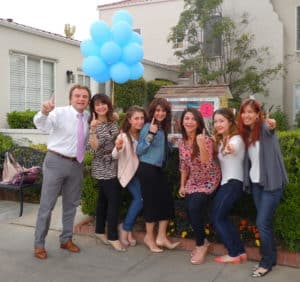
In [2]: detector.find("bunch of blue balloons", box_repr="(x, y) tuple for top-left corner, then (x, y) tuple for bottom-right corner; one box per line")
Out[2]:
(80, 10), (144, 84)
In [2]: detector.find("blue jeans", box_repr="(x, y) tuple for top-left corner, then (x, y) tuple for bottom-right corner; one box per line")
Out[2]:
(252, 183), (283, 269)
(123, 176), (143, 231)
(211, 180), (245, 257)
(185, 192), (211, 246)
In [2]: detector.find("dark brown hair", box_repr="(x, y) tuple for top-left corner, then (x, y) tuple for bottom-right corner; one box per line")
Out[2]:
(147, 98), (172, 136)
(237, 99), (263, 147)
(88, 93), (114, 123)
(180, 108), (207, 160)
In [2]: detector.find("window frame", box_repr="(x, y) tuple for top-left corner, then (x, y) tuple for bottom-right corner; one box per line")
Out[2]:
(9, 51), (55, 111)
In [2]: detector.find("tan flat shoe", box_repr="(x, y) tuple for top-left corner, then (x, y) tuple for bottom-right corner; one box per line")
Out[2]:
(156, 239), (180, 250)
(144, 238), (163, 253)
(108, 240), (127, 252)
(95, 233), (109, 245)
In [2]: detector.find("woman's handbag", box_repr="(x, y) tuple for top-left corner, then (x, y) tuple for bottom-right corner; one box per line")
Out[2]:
(1, 152), (41, 185)
(1, 152), (23, 184)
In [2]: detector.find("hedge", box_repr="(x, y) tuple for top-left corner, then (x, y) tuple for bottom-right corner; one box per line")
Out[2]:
(7, 110), (37, 129)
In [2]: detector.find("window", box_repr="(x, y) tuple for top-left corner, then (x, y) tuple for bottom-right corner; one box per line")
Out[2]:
(294, 84), (300, 120)
(77, 74), (91, 88)
(9, 53), (55, 111)
(297, 7), (300, 51)
(203, 14), (222, 57)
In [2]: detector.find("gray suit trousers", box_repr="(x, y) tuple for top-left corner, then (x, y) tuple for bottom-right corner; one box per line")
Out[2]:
(34, 152), (83, 248)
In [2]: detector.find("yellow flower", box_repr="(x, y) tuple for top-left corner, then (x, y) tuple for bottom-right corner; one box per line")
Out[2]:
(255, 239), (260, 247)
(171, 228), (175, 233)
(205, 228), (210, 235)
(169, 221), (175, 226)
(167, 232), (170, 236)
(181, 231), (188, 238)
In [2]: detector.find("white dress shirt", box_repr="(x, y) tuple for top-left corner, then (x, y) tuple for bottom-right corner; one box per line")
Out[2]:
(34, 106), (90, 157)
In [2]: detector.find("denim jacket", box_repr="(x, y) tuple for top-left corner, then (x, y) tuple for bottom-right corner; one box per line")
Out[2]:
(136, 123), (168, 167)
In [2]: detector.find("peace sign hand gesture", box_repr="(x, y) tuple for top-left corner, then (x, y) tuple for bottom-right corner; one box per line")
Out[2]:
(149, 118), (158, 134)
(42, 95), (55, 115)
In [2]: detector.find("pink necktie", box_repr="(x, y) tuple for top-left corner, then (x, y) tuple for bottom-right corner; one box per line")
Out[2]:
(76, 113), (84, 163)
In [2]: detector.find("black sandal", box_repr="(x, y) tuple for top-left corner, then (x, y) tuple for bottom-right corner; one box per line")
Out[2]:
(252, 268), (272, 278)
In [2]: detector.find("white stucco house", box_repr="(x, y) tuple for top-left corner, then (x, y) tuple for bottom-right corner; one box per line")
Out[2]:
(98, 0), (300, 125)
(0, 18), (179, 129)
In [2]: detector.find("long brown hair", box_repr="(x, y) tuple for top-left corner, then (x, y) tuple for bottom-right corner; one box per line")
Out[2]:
(237, 99), (263, 147)
(88, 93), (114, 123)
(213, 108), (239, 148)
(147, 98), (172, 136)
(120, 106), (147, 151)
(180, 108), (207, 160)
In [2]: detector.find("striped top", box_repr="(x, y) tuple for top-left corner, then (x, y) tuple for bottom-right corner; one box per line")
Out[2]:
(88, 121), (119, 180)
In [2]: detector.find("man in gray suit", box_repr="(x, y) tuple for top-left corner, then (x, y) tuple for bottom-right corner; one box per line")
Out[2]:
(33, 84), (91, 259)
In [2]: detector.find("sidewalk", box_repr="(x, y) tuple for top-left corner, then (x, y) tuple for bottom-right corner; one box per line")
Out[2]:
(0, 200), (299, 282)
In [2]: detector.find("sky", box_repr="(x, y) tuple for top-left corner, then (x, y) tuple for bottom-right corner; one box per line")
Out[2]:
(1, 0), (121, 41)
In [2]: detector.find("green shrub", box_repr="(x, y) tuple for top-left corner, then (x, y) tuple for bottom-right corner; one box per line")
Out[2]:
(114, 79), (147, 111)
(294, 112), (300, 128)
(146, 79), (175, 105)
(81, 152), (98, 216)
(270, 107), (289, 131)
(274, 130), (300, 251)
(7, 110), (37, 129)
(0, 133), (15, 151)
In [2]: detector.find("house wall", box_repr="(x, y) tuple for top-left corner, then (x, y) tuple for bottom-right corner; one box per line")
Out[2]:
(98, 0), (184, 65)
(271, 0), (300, 124)
(98, 0), (296, 121)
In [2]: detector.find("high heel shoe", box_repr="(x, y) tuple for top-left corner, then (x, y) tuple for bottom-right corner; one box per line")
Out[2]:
(144, 238), (163, 253)
(156, 239), (180, 250)
(191, 239), (210, 257)
(108, 240), (127, 252)
(214, 254), (241, 264)
(190, 245), (209, 265)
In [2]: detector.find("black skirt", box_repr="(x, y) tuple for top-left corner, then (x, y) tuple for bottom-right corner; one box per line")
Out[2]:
(137, 162), (174, 222)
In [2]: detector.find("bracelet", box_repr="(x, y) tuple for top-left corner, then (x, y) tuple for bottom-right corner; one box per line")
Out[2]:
(89, 132), (96, 135)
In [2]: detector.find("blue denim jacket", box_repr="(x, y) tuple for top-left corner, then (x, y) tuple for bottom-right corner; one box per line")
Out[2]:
(136, 123), (167, 167)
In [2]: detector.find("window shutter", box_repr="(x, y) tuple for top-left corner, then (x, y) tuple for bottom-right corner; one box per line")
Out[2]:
(10, 54), (25, 111)
(27, 57), (41, 110)
(43, 61), (54, 102)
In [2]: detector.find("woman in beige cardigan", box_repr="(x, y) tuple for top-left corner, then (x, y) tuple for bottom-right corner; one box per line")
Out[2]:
(112, 106), (146, 247)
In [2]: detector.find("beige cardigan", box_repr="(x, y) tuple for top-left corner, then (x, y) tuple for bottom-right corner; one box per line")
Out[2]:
(112, 132), (139, 187)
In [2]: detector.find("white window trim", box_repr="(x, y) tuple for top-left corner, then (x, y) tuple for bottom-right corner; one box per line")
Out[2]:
(296, 6), (300, 52)
(294, 84), (300, 120)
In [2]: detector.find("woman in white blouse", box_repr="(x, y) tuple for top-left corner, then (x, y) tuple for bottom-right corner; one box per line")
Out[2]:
(211, 108), (247, 264)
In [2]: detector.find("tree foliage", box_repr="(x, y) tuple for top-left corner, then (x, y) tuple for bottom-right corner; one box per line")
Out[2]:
(168, 0), (285, 103)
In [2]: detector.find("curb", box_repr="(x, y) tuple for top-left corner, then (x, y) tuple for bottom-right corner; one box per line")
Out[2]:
(74, 217), (300, 268)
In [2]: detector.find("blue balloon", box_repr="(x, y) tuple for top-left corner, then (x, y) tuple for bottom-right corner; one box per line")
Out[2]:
(82, 56), (108, 77)
(110, 62), (131, 84)
(92, 70), (111, 83)
(131, 32), (143, 45)
(90, 21), (111, 46)
(111, 21), (132, 46)
(80, 39), (101, 57)
(122, 43), (144, 65)
(129, 62), (144, 80)
(100, 41), (122, 65)
(112, 10), (133, 26)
